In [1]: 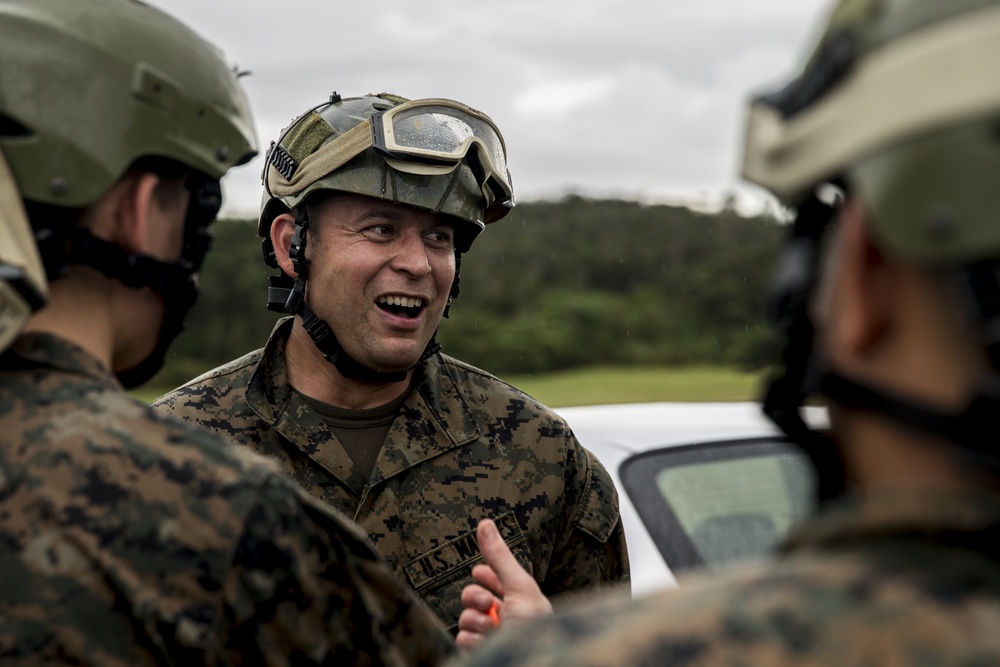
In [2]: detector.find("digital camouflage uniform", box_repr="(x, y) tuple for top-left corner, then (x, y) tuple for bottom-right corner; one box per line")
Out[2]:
(0, 332), (454, 666)
(452, 489), (1000, 666)
(153, 317), (629, 631)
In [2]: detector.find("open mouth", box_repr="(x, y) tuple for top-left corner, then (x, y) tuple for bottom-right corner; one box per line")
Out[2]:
(376, 295), (425, 319)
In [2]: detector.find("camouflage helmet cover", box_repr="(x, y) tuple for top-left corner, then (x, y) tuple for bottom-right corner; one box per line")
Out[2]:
(742, 0), (1000, 265)
(259, 93), (513, 252)
(0, 0), (258, 208)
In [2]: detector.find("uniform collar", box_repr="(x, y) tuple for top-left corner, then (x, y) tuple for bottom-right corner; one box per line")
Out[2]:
(244, 317), (481, 494)
(5, 332), (120, 389)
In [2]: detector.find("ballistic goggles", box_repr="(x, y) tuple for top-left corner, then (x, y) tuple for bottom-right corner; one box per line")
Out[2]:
(266, 97), (514, 223)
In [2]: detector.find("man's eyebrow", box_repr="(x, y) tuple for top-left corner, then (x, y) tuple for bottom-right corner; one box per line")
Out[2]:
(356, 207), (405, 223)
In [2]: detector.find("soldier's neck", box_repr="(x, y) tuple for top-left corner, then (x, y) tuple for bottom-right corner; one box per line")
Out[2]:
(835, 406), (986, 494)
(24, 269), (117, 374)
(284, 321), (412, 410)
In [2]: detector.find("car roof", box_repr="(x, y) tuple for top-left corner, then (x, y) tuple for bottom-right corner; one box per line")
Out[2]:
(554, 401), (811, 455)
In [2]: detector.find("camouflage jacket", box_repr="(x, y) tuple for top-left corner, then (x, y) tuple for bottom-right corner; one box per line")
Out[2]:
(450, 488), (1000, 666)
(153, 317), (629, 631)
(0, 332), (453, 666)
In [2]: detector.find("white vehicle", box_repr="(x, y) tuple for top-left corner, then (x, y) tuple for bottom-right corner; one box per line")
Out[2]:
(555, 402), (828, 597)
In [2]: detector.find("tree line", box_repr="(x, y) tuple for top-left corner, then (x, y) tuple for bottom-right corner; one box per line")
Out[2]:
(156, 196), (787, 390)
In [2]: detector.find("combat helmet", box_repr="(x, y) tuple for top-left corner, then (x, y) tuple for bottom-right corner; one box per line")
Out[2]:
(0, 0), (258, 385)
(742, 0), (1000, 498)
(259, 92), (515, 382)
(0, 146), (45, 353)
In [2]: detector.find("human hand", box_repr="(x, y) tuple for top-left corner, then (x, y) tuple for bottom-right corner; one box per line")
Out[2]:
(455, 518), (553, 649)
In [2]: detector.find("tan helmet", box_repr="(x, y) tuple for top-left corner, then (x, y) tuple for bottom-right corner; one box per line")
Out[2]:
(742, 0), (1000, 265)
(259, 92), (514, 254)
(0, 147), (45, 352)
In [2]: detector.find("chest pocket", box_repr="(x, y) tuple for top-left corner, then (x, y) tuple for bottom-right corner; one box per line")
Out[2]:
(403, 511), (533, 632)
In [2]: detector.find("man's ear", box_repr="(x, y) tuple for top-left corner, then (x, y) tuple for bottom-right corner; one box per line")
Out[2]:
(113, 172), (161, 256)
(830, 198), (894, 360)
(271, 212), (299, 278)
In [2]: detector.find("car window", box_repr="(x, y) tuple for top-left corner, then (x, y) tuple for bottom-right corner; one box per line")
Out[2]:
(619, 437), (816, 574)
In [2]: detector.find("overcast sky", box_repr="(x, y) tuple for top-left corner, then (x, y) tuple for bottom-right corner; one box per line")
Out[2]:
(146, 0), (832, 218)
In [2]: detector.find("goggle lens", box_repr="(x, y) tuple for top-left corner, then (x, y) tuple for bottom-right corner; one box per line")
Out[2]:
(388, 105), (509, 178)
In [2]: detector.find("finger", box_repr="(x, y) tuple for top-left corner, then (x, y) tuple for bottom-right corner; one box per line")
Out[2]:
(476, 518), (535, 593)
(458, 606), (499, 635)
(460, 582), (499, 613)
(470, 563), (503, 598)
(456, 605), (500, 651)
(455, 628), (488, 650)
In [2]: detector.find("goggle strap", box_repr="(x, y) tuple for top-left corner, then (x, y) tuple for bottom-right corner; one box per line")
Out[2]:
(268, 121), (373, 196)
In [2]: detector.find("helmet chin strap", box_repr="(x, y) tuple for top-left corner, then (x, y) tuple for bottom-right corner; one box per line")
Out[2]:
(62, 175), (221, 389)
(819, 371), (1000, 477)
(762, 195), (847, 503)
(268, 206), (443, 384)
(765, 194), (1000, 502)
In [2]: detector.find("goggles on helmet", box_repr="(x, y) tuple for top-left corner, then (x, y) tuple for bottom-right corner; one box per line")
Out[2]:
(266, 97), (514, 223)
(372, 99), (512, 214)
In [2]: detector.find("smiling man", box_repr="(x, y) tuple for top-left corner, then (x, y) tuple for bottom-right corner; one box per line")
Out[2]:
(0, 5), (454, 663)
(153, 92), (629, 631)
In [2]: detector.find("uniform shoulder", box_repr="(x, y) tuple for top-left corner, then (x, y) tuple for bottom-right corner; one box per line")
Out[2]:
(436, 353), (569, 424)
(123, 388), (282, 478)
(171, 348), (263, 392)
(14, 377), (285, 513)
(151, 348), (262, 411)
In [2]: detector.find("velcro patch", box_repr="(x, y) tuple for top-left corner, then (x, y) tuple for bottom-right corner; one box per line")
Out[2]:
(405, 511), (524, 591)
(268, 143), (297, 181)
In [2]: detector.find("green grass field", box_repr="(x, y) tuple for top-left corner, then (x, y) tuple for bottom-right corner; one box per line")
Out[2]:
(135, 366), (769, 408)
(135, 365), (768, 408)
(499, 366), (769, 407)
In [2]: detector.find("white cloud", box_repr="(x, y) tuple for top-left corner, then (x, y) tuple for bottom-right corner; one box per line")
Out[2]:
(143, 0), (832, 217)
(512, 76), (616, 116)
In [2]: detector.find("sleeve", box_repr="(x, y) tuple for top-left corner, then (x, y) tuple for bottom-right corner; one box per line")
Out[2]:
(219, 475), (455, 667)
(542, 433), (631, 602)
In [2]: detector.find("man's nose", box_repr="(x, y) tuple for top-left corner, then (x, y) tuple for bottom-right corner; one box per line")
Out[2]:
(390, 231), (433, 278)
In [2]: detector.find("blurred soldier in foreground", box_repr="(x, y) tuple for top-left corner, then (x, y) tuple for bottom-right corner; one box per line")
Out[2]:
(452, 0), (1000, 662)
(153, 93), (629, 631)
(0, 1), (451, 664)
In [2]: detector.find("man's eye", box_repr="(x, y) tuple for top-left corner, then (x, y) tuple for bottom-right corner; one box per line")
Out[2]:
(365, 224), (394, 238)
(426, 230), (454, 245)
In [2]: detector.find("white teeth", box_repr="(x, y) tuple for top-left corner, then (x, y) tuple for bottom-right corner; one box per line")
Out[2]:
(378, 295), (423, 309)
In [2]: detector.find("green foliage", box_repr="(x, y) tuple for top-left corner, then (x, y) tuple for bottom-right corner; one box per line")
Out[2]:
(151, 198), (786, 390)
(439, 196), (785, 375)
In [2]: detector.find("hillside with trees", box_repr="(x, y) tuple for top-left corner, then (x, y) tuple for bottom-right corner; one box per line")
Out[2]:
(156, 197), (787, 390)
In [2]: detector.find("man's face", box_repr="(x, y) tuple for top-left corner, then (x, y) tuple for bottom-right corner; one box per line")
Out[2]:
(304, 193), (457, 373)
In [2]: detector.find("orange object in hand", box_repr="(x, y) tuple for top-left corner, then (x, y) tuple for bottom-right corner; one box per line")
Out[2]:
(488, 601), (500, 627)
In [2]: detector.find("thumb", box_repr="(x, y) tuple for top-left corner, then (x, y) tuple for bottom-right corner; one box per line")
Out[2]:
(477, 518), (534, 595)
(475, 518), (553, 622)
